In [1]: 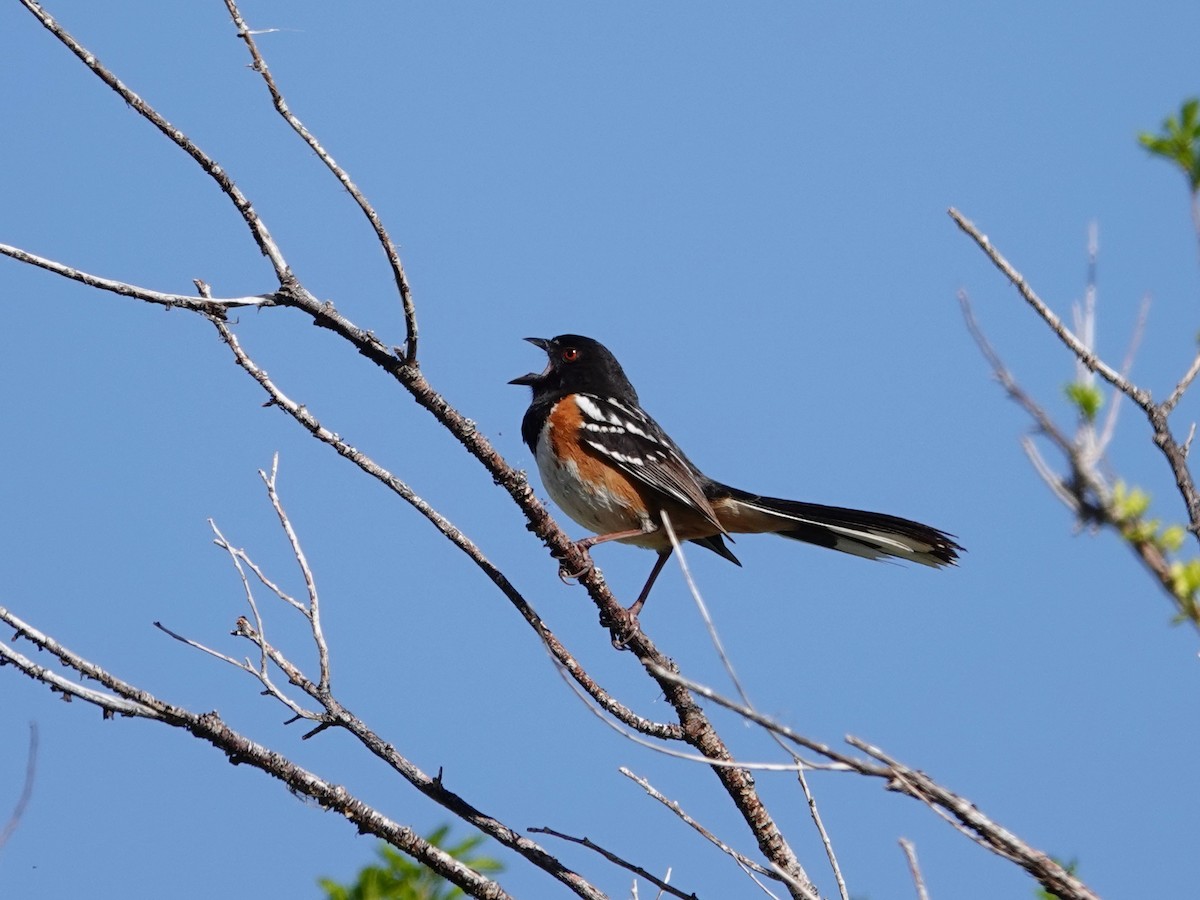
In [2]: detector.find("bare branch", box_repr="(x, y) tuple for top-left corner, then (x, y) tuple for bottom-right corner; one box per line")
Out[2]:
(620, 768), (800, 900)
(6, 8), (845, 892)
(848, 738), (1097, 900)
(222, 0), (419, 363)
(0, 623), (160, 720)
(529, 826), (699, 900)
(1, 604), (594, 899)
(259, 457), (332, 695)
(207, 316), (682, 740)
(18, 0), (291, 280)
(0, 243), (275, 317)
(958, 243), (1200, 618)
(949, 208), (1150, 408)
(1165, 345), (1200, 415)
(958, 291), (1075, 457)
(648, 668), (1101, 900)
(661, 514), (844, 898)
(898, 839), (930, 900)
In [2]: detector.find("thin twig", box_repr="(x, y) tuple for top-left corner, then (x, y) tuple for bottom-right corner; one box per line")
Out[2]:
(958, 291), (1074, 457)
(1165, 345), (1200, 416)
(207, 316), (683, 740)
(18, 0), (290, 280)
(0, 608), (517, 900)
(551, 659), (828, 772)
(620, 768), (800, 900)
(259, 456), (332, 695)
(1099, 293), (1151, 449)
(529, 826), (698, 900)
(949, 208), (1148, 408)
(898, 839), (930, 900)
(846, 737), (1097, 900)
(660, 514), (845, 899)
(223, 0), (419, 363)
(0, 723), (38, 852)
(0, 243), (275, 318)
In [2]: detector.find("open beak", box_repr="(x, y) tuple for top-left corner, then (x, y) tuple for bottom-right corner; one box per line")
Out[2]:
(508, 337), (551, 385)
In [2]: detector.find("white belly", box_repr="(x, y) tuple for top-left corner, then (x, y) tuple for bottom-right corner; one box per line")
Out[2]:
(535, 426), (649, 539)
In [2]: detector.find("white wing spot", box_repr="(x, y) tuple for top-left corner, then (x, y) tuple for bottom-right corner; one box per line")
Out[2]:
(587, 441), (643, 466)
(575, 395), (605, 422)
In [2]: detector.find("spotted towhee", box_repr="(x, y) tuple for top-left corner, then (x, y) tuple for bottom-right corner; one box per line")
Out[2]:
(511, 334), (961, 615)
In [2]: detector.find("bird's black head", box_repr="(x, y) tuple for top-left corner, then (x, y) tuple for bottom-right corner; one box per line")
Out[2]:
(509, 334), (639, 404)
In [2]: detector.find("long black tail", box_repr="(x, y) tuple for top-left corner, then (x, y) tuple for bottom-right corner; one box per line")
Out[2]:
(712, 484), (962, 568)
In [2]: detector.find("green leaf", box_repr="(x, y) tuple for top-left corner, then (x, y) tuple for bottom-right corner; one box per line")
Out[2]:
(1064, 382), (1104, 423)
(1138, 97), (1200, 192)
(1169, 559), (1200, 604)
(318, 826), (504, 900)
(1111, 480), (1153, 522)
(1160, 525), (1187, 553)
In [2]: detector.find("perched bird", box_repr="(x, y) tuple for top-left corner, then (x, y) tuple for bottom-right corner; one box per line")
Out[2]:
(511, 334), (961, 615)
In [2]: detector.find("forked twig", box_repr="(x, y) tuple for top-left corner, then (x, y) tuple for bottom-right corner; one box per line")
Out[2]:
(660, 513), (846, 899)
(222, 0), (419, 363)
(951, 206), (1200, 541)
(620, 768), (802, 900)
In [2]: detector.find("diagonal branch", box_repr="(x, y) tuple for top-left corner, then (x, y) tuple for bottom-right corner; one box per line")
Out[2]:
(645, 666), (1099, 900)
(620, 767), (806, 900)
(948, 208), (1149, 408)
(0, 242), (275, 317)
(0, 608), (516, 900)
(8, 7), (811, 890)
(529, 826), (699, 900)
(951, 207), (1200, 544)
(18, 0), (291, 282)
(223, 0), (419, 364)
(848, 737), (1098, 900)
(207, 315), (683, 741)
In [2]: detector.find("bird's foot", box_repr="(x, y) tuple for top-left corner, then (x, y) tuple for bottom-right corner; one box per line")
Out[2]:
(554, 544), (595, 584)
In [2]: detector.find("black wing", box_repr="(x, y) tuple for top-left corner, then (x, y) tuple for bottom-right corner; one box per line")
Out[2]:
(573, 393), (724, 533)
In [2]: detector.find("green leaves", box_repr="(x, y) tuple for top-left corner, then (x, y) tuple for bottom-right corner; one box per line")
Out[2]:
(1169, 559), (1200, 618)
(1111, 480), (1151, 523)
(1110, 481), (1200, 614)
(1064, 381), (1104, 423)
(318, 826), (503, 900)
(1138, 98), (1200, 193)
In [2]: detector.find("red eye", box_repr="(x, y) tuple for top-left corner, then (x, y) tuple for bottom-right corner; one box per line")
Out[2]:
(561, 347), (579, 362)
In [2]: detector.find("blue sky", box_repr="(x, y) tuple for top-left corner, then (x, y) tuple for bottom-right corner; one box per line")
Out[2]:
(2, 2), (1199, 898)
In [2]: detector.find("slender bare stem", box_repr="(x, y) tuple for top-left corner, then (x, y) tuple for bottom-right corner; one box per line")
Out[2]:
(0, 723), (38, 852)
(949, 208), (1148, 407)
(222, 0), (419, 363)
(661, 514), (844, 898)
(0, 243), (275, 317)
(529, 826), (698, 900)
(18, 0), (291, 281)
(898, 839), (930, 900)
(620, 768), (802, 900)
(259, 457), (332, 694)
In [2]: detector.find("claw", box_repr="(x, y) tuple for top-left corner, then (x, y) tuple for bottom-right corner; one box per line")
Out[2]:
(608, 607), (641, 650)
(555, 541), (597, 583)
